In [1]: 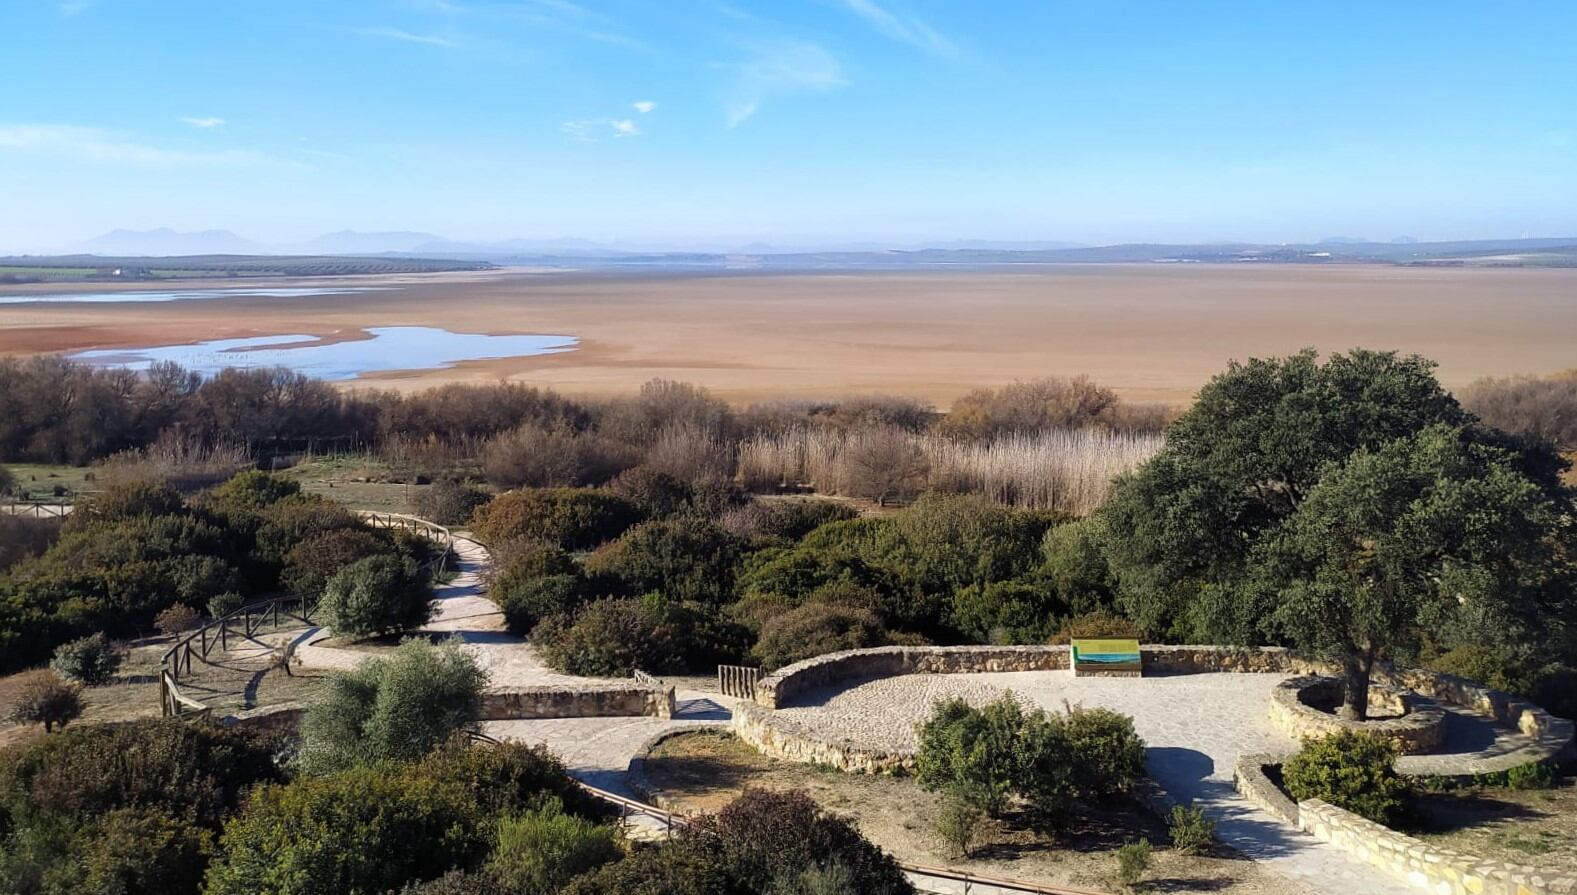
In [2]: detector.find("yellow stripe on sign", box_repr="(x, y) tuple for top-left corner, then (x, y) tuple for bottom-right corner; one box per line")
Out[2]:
(1072, 638), (1140, 655)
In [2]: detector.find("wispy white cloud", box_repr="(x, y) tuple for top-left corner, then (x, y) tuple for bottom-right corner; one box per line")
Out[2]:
(58, 1), (90, 15)
(416, 0), (648, 51)
(353, 26), (458, 47)
(840, 0), (955, 57)
(182, 117), (226, 129)
(726, 40), (844, 126)
(632, 100), (656, 114)
(561, 118), (642, 142)
(0, 123), (286, 169)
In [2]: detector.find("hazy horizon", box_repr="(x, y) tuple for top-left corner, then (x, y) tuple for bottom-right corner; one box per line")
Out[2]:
(4, 1), (1577, 253)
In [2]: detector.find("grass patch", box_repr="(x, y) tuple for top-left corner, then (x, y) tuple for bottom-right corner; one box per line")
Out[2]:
(3, 463), (99, 502)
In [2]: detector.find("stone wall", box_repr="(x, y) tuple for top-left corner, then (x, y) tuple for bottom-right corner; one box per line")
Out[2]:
(223, 703), (306, 735)
(1269, 676), (1446, 754)
(626, 724), (729, 812)
(1298, 798), (1576, 895)
(480, 683), (675, 721)
(1232, 754), (1301, 827)
(732, 702), (913, 774)
(754, 644), (1335, 709)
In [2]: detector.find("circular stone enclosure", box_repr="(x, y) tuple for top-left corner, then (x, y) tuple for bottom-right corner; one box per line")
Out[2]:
(1268, 675), (1445, 753)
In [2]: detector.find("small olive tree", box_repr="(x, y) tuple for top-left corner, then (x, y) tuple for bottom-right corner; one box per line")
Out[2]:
(320, 554), (435, 639)
(300, 639), (487, 773)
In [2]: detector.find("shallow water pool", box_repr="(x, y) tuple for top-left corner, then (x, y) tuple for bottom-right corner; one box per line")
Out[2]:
(67, 326), (577, 380)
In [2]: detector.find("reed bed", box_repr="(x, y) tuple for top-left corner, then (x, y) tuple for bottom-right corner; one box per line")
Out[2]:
(736, 427), (1162, 515)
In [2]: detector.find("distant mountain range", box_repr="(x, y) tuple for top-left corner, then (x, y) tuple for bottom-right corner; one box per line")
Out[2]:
(59, 229), (1577, 269)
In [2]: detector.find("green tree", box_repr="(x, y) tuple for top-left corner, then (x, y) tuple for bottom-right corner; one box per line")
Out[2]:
(202, 765), (488, 895)
(1258, 425), (1565, 718)
(584, 517), (742, 604)
(319, 554), (434, 639)
(300, 639), (486, 773)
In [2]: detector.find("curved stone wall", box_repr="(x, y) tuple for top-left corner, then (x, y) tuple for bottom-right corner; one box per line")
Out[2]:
(1268, 675), (1446, 753)
(745, 644), (1574, 776)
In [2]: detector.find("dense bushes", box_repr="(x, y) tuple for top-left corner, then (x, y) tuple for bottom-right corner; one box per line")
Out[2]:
(915, 697), (1145, 827)
(469, 487), (641, 551)
(414, 478), (492, 526)
(0, 720), (282, 893)
(319, 554), (434, 638)
(533, 598), (748, 676)
(753, 603), (887, 670)
(202, 765), (491, 895)
(1461, 373), (1577, 450)
(1282, 730), (1406, 824)
(300, 639), (487, 773)
(487, 803), (621, 893)
(584, 518), (742, 604)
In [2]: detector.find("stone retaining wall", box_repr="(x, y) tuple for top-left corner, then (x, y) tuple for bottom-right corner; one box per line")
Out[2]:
(481, 683), (675, 721)
(223, 703), (306, 735)
(626, 724), (728, 811)
(1232, 754), (1301, 827)
(1298, 798), (1576, 895)
(1269, 676), (1446, 754)
(733, 702), (913, 774)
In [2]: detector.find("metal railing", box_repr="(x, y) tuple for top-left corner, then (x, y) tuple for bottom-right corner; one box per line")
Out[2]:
(158, 512), (454, 717)
(717, 664), (761, 700)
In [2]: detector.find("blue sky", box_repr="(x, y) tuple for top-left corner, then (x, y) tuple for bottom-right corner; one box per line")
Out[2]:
(3, 0), (1576, 251)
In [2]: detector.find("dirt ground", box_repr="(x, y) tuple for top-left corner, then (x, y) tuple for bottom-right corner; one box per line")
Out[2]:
(1414, 781), (1577, 873)
(2, 265), (1575, 406)
(644, 729), (1287, 894)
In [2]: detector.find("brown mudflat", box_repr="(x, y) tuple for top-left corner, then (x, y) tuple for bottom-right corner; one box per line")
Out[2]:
(2, 264), (1573, 404)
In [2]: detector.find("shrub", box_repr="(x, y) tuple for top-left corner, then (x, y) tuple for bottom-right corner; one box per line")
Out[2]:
(499, 574), (588, 637)
(202, 765), (489, 895)
(66, 480), (186, 530)
(935, 783), (988, 859)
(300, 639), (487, 773)
(487, 801), (621, 894)
(951, 578), (1062, 644)
(1115, 838), (1152, 889)
(768, 861), (861, 895)
(915, 697), (1028, 817)
(915, 697), (1146, 824)
(49, 632), (121, 685)
(705, 789), (912, 895)
(401, 871), (503, 895)
(720, 499), (858, 542)
(561, 844), (735, 895)
(77, 806), (214, 895)
(1041, 517), (1115, 611)
(1282, 730), (1407, 824)
(1168, 804), (1215, 855)
(534, 599), (748, 676)
(753, 603), (886, 670)
(583, 518), (742, 604)
(152, 601), (201, 636)
(207, 591), (245, 618)
(250, 497), (364, 569)
(319, 554), (434, 638)
(4, 669), (82, 732)
(608, 466), (695, 518)
(418, 738), (605, 821)
(1461, 374), (1577, 450)
(1505, 761), (1560, 791)
(470, 488), (642, 551)
(415, 478), (491, 526)
(0, 515), (60, 572)
(838, 424), (930, 506)
(1060, 706), (1146, 796)
(281, 527), (392, 595)
(0, 720), (281, 840)
(207, 470), (303, 512)
(1049, 609), (1137, 644)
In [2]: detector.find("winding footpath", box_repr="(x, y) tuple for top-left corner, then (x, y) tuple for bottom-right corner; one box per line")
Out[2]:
(285, 534), (1431, 895)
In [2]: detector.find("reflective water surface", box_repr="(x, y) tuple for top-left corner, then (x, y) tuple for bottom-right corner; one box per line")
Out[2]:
(68, 326), (578, 380)
(0, 286), (385, 304)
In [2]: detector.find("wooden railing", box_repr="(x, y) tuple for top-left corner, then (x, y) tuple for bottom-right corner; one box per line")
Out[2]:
(0, 501), (72, 518)
(632, 669), (662, 687)
(717, 664), (761, 700)
(158, 513), (454, 717)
